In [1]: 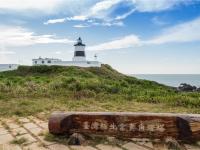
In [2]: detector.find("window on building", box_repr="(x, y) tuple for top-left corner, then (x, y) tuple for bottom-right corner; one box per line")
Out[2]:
(47, 60), (51, 63)
(42, 61), (45, 64)
(9, 65), (11, 68)
(75, 51), (85, 57)
(35, 61), (37, 64)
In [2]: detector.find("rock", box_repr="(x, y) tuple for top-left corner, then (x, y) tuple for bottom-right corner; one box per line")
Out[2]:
(107, 136), (115, 142)
(165, 137), (186, 150)
(197, 88), (200, 92)
(68, 133), (87, 145)
(178, 83), (197, 92)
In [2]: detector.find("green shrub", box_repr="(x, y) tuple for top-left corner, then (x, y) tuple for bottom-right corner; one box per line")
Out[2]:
(11, 137), (27, 145)
(73, 90), (96, 99)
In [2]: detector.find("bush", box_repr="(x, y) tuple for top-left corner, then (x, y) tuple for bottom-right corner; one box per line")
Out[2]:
(67, 80), (83, 91)
(73, 90), (96, 99)
(49, 81), (63, 90)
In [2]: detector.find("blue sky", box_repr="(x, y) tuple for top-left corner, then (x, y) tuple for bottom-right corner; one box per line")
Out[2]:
(0, 0), (200, 74)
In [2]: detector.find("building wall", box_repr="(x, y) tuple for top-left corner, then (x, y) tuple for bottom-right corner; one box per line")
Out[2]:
(72, 56), (86, 61)
(32, 59), (61, 66)
(73, 45), (86, 61)
(0, 64), (19, 72)
(54, 61), (101, 67)
(32, 59), (101, 67)
(75, 45), (85, 51)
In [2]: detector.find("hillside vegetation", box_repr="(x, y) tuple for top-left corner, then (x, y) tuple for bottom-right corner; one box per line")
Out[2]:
(0, 65), (200, 117)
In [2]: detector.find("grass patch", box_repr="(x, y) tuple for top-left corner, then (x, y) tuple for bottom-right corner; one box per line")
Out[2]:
(11, 137), (27, 145)
(1, 97), (199, 117)
(44, 133), (69, 145)
(45, 132), (126, 147)
(1, 122), (10, 131)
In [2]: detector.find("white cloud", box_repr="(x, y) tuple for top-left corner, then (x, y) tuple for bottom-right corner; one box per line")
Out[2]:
(90, 0), (122, 17)
(0, 0), (66, 14)
(73, 21), (123, 28)
(151, 16), (168, 26)
(0, 0), (98, 16)
(132, 0), (190, 12)
(67, 16), (88, 21)
(115, 9), (136, 20)
(45, 17), (124, 27)
(52, 51), (62, 55)
(44, 0), (122, 25)
(85, 0), (194, 21)
(44, 16), (88, 25)
(0, 46), (15, 63)
(73, 24), (90, 28)
(91, 21), (124, 27)
(1, 0), (197, 21)
(43, 0), (196, 27)
(0, 51), (16, 54)
(147, 17), (200, 44)
(115, 0), (196, 20)
(44, 18), (66, 25)
(43, 0), (127, 26)
(0, 0), (188, 15)
(87, 17), (200, 51)
(87, 35), (141, 51)
(0, 25), (74, 47)
(100, 21), (124, 27)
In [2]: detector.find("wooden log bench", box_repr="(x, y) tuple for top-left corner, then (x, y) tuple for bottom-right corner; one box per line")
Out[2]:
(48, 112), (200, 142)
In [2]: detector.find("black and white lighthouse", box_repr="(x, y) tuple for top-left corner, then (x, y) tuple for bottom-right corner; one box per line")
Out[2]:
(73, 37), (86, 61)
(32, 37), (101, 67)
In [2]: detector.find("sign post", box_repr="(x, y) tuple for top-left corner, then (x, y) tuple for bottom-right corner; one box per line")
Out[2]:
(49, 112), (200, 142)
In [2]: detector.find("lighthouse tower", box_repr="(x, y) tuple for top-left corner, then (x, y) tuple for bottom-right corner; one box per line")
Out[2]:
(73, 37), (86, 61)
(32, 37), (101, 67)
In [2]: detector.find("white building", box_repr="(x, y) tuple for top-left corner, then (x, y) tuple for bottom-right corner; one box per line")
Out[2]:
(32, 37), (101, 67)
(0, 64), (19, 72)
(32, 58), (62, 66)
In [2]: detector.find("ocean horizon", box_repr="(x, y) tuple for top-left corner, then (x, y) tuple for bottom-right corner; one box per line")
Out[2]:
(132, 74), (200, 87)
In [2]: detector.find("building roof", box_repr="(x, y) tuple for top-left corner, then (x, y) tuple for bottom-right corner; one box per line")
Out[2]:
(74, 37), (86, 46)
(32, 57), (61, 61)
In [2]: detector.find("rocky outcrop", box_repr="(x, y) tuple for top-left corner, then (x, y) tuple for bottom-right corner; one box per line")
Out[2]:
(178, 83), (198, 92)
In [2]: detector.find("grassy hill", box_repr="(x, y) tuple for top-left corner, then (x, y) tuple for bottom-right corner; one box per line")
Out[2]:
(0, 64), (200, 117)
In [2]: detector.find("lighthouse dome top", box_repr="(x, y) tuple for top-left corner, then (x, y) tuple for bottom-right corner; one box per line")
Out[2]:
(74, 37), (86, 46)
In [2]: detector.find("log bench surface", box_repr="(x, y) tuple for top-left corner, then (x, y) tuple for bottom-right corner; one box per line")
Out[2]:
(48, 112), (200, 142)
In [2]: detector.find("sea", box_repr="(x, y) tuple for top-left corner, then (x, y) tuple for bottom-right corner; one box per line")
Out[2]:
(132, 74), (200, 87)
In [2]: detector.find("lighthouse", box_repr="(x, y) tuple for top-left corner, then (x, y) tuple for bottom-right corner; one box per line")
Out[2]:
(32, 37), (101, 67)
(73, 37), (86, 61)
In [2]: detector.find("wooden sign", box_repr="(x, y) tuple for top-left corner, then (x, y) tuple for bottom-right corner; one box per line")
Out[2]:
(48, 112), (200, 142)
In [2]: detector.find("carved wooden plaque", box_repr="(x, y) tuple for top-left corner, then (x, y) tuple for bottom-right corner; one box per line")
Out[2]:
(49, 112), (200, 141)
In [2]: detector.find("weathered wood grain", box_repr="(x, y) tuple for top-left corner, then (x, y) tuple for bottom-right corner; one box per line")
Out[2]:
(48, 112), (200, 142)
